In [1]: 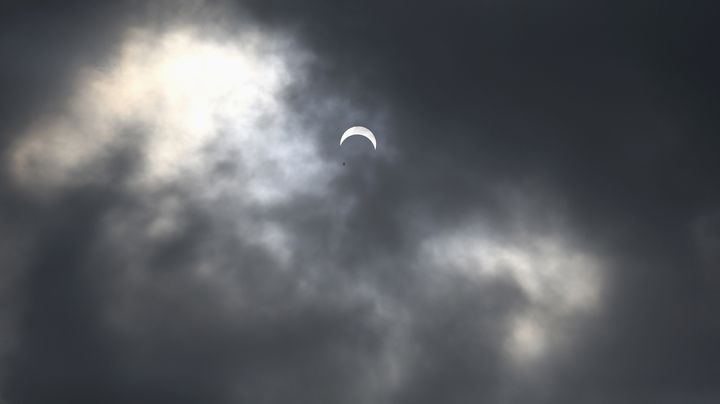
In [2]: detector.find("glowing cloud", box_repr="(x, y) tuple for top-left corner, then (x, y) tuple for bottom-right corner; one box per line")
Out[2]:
(9, 27), (331, 204)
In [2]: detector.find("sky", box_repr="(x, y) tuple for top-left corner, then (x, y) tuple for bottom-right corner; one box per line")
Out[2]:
(1, 1), (719, 403)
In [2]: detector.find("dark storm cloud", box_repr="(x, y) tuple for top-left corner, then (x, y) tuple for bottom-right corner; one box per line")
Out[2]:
(0, 3), (139, 399)
(242, 1), (720, 402)
(1, 1), (720, 403)
(240, 0), (720, 398)
(0, 1), (136, 146)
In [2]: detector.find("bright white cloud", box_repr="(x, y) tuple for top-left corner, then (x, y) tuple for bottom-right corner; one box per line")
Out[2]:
(9, 26), (333, 204)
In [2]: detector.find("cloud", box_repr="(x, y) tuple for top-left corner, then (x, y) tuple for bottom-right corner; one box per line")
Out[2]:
(9, 26), (329, 197)
(1, 1), (720, 403)
(421, 220), (603, 365)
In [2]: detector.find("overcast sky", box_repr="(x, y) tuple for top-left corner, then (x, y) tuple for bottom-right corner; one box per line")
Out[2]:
(1, 1), (719, 403)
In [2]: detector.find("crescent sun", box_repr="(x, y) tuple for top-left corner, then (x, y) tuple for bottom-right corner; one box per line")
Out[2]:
(340, 126), (377, 150)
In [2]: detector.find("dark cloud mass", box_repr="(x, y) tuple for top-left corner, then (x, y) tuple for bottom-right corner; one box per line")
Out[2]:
(1, 1), (720, 403)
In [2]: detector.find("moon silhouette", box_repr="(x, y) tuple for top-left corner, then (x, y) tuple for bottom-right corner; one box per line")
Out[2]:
(340, 126), (377, 150)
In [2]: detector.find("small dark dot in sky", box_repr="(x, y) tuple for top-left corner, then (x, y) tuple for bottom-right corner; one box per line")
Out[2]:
(342, 162), (346, 166)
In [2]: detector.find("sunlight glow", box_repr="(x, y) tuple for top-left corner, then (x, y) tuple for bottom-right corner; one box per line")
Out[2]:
(10, 27), (329, 204)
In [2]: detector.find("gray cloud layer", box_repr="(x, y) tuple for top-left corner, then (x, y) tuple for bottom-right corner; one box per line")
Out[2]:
(1, 1), (719, 403)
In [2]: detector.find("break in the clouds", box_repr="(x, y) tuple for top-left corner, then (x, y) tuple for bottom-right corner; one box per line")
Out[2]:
(1, 1), (720, 403)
